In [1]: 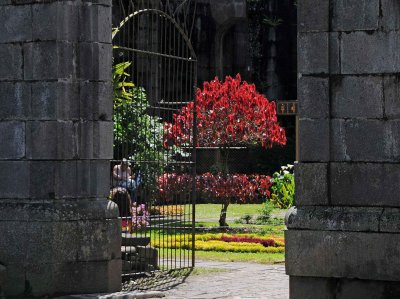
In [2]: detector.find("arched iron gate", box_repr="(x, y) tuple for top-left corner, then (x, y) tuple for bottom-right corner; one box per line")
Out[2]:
(111, 0), (197, 286)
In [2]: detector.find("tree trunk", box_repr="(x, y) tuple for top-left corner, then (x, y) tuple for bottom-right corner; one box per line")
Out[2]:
(219, 201), (229, 227)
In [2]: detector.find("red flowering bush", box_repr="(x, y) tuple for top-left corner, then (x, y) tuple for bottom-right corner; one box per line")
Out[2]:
(163, 74), (286, 148)
(157, 172), (271, 204)
(162, 75), (286, 226)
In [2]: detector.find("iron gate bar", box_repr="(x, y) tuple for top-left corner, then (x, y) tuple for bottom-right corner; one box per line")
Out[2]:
(116, 46), (197, 62)
(112, 0), (197, 288)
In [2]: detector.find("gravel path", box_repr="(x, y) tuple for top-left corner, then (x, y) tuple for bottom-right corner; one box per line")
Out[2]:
(163, 260), (289, 299)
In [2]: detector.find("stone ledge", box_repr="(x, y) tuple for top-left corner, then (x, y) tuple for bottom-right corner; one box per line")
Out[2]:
(286, 230), (400, 281)
(286, 206), (400, 233)
(285, 206), (382, 232)
(289, 276), (400, 299)
(0, 199), (118, 221)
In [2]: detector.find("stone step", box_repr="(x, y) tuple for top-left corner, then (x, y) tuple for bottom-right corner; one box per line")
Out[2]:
(121, 233), (150, 247)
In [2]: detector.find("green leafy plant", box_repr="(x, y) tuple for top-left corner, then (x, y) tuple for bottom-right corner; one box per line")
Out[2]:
(256, 200), (274, 224)
(113, 61), (166, 199)
(269, 164), (294, 209)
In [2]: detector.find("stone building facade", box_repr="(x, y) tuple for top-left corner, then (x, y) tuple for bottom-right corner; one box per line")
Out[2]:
(287, 0), (400, 297)
(0, 0), (120, 296)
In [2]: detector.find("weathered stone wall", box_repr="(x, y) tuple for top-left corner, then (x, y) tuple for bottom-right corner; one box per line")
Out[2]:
(286, 0), (400, 298)
(0, 0), (121, 296)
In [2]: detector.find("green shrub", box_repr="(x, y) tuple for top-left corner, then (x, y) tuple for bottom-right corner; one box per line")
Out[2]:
(256, 200), (274, 224)
(269, 164), (295, 209)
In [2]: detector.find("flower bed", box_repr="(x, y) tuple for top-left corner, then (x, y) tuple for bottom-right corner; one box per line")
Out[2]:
(152, 233), (285, 254)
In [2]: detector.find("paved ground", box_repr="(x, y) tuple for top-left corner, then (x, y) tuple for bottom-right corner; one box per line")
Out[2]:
(163, 260), (289, 299)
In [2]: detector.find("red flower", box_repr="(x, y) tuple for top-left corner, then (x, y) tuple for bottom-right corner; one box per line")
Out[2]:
(163, 74), (286, 148)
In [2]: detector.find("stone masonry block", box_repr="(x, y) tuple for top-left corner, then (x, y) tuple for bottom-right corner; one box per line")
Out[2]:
(56, 161), (78, 198)
(331, 76), (384, 118)
(384, 76), (400, 119)
(29, 161), (56, 199)
(298, 32), (329, 75)
(330, 119), (348, 161)
(0, 199), (118, 223)
(289, 277), (335, 299)
(329, 32), (341, 75)
(0, 82), (30, 120)
(341, 31), (400, 74)
(0, 161), (29, 198)
(79, 4), (112, 43)
(331, 119), (394, 162)
(294, 162), (328, 206)
(80, 82), (113, 121)
(0, 5), (32, 43)
(93, 121), (113, 159)
(286, 230), (400, 281)
(31, 82), (79, 120)
(298, 76), (329, 119)
(289, 277), (400, 299)
(330, 163), (400, 206)
(381, 208), (400, 233)
(0, 44), (22, 80)
(24, 41), (74, 80)
(76, 160), (110, 198)
(26, 121), (78, 159)
(78, 42), (112, 81)
(89, 160), (111, 198)
(286, 206), (382, 232)
(298, 0), (329, 32)
(0, 121), (25, 159)
(299, 119), (329, 162)
(381, 0), (400, 31)
(32, 2), (78, 41)
(332, 0), (379, 31)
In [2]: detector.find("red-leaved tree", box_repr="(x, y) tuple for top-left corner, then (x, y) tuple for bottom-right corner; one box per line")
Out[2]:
(163, 74), (286, 226)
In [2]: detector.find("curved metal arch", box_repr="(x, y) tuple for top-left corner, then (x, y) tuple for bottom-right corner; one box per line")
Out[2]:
(112, 8), (197, 60)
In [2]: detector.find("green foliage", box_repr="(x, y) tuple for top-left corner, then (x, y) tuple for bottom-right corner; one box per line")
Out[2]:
(269, 164), (295, 209)
(256, 200), (274, 224)
(113, 61), (165, 198)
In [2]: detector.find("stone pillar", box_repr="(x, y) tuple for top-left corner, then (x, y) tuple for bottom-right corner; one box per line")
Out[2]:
(286, 0), (400, 298)
(0, 0), (121, 296)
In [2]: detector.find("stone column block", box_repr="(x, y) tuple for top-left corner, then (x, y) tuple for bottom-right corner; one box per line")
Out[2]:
(0, 5), (32, 43)
(80, 82), (113, 121)
(0, 43), (22, 80)
(330, 163), (400, 206)
(31, 82), (79, 120)
(24, 41), (74, 80)
(299, 118), (330, 162)
(298, 32), (329, 75)
(32, 2), (78, 41)
(0, 161), (29, 198)
(0, 121), (25, 159)
(0, 82), (30, 120)
(79, 4), (112, 43)
(341, 31), (400, 74)
(26, 121), (78, 160)
(286, 206), (382, 232)
(331, 76), (384, 118)
(78, 42), (112, 81)
(298, 0), (329, 32)
(93, 121), (114, 159)
(381, 0), (400, 31)
(286, 230), (400, 282)
(298, 76), (329, 119)
(294, 162), (328, 206)
(332, 0), (379, 31)
(331, 119), (394, 162)
(384, 76), (400, 119)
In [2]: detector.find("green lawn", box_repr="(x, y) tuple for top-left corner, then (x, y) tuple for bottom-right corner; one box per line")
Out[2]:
(195, 203), (284, 222)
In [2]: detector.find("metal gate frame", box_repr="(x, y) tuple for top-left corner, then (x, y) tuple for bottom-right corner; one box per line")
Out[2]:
(110, 0), (197, 287)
